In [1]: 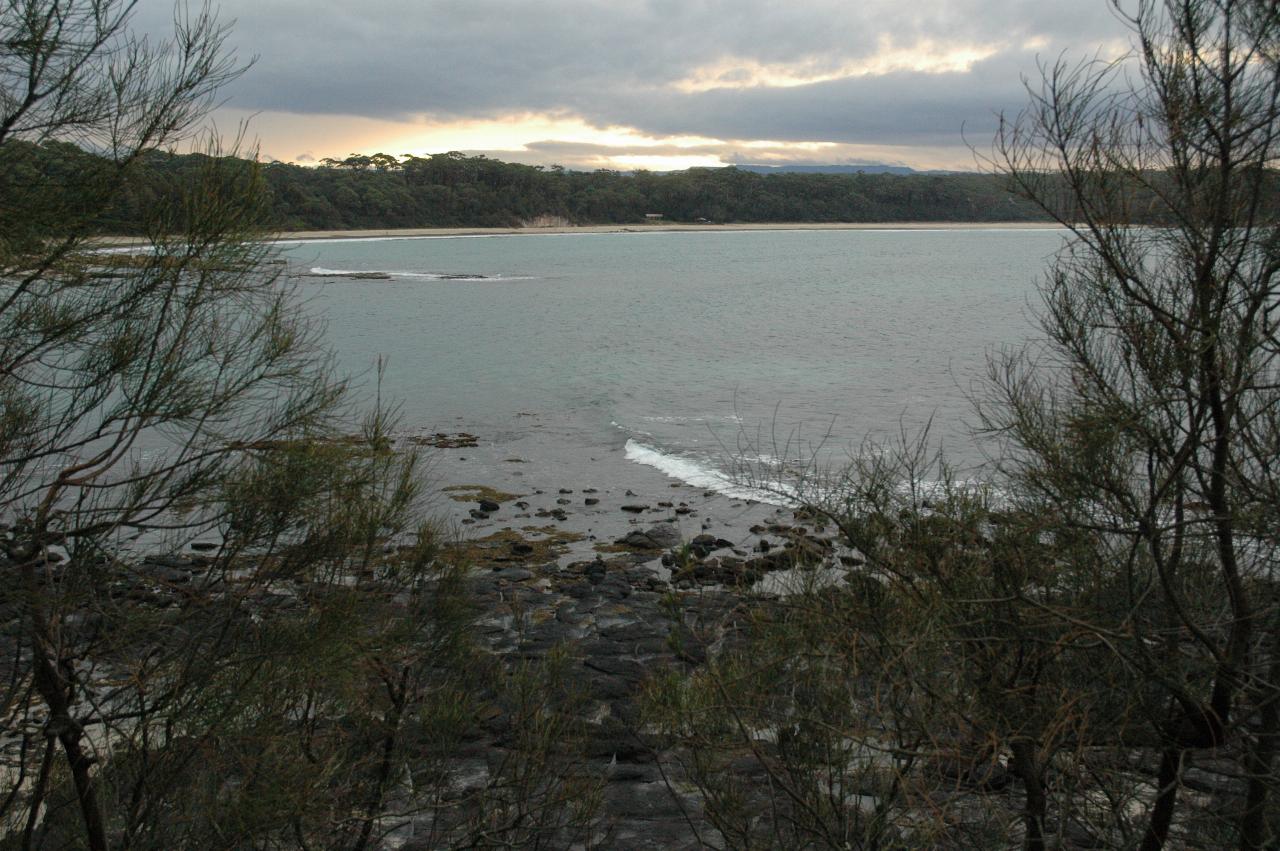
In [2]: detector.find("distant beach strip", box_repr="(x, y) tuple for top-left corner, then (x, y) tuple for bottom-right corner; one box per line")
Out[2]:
(91, 220), (1067, 247)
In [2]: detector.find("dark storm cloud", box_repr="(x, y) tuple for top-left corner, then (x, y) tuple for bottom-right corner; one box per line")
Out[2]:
(576, 55), (1031, 147)
(134, 1), (1130, 146)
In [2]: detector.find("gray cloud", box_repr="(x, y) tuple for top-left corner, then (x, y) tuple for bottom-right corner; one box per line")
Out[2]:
(133, 1), (1131, 160)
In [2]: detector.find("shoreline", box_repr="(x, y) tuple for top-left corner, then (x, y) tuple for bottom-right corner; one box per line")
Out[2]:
(277, 221), (1065, 241)
(94, 220), (1064, 246)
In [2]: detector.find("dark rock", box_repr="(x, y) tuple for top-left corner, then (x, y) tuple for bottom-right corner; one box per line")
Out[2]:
(478, 499), (500, 512)
(617, 524), (680, 550)
(585, 558), (608, 584)
(601, 621), (665, 643)
(469, 509), (490, 520)
(689, 533), (719, 558)
(556, 603), (589, 625)
(585, 722), (655, 762)
(579, 671), (631, 701)
(584, 497), (600, 506)
(511, 542), (534, 556)
(623, 567), (654, 584)
(621, 504), (648, 513)
(190, 541), (219, 552)
(556, 498), (571, 505)
(1062, 820), (1106, 849)
(584, 656), (646, 682)
(608, 763), (662, 782)
(559, 488), (573, 494)
(598, 575), (632, 599)
(143, 554), (195, 570)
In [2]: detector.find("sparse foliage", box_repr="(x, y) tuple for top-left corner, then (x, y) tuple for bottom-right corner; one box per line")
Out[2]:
(0, 3), (603, 849)
(656, 1), (1280, 848)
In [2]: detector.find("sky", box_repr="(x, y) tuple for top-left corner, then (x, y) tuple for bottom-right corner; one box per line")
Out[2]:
(134, 1), (1132, 172)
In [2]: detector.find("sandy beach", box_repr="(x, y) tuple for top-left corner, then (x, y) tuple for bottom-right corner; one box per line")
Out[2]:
(93, 220), (1063, 246)
(278, 220), (1064, 240)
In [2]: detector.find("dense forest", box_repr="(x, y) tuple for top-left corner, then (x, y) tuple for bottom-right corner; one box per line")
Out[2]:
(4, 141), (1052, 233)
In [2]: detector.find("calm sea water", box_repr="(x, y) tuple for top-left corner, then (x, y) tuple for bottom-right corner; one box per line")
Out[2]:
(282, 228), (1066, 490)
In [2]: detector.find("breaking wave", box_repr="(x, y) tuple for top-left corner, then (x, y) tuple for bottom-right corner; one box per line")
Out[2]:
(623, 439), (795, 505)
(307, 267), (532, 281)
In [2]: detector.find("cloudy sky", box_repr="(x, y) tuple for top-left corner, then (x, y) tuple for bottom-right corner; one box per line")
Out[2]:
(135, 1), (1131, 171)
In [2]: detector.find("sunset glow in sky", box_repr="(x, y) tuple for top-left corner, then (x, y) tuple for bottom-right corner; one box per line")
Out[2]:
(135, 1), (1132, 171)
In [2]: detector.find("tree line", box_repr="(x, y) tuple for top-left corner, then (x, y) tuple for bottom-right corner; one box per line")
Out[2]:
(5, 141), (1055, 234)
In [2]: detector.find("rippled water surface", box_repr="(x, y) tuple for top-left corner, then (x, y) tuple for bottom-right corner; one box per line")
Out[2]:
(283, 228), (1066, 483)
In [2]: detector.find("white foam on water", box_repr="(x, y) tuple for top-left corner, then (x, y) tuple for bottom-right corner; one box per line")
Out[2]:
(623, 439), (794, 505)
(638, 413), (744, 424)
(276, 234), (505, 247)
(307, 267), (530, 281)
(611, 420), (653, 438)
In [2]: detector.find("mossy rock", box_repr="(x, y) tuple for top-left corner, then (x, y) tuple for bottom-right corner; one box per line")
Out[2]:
(443, 484), (523, 504)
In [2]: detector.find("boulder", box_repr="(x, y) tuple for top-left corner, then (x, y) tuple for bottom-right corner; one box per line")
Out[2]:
(689, 533), (719, 558)
(616, 524), (680, 550)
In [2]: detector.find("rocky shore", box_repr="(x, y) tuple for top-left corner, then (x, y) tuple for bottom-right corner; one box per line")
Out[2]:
(386, 431), (863, 848)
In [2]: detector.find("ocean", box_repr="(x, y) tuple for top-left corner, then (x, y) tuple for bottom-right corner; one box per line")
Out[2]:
(284, 227), (1066, 506)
